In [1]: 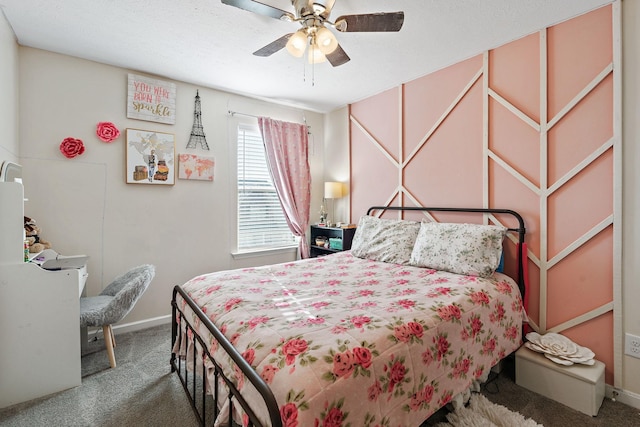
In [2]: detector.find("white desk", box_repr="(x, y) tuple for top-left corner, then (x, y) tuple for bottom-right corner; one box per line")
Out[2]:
(0, 181), (89, 408)
(0, 262), (88, 408)
(30, 249), (88, 296)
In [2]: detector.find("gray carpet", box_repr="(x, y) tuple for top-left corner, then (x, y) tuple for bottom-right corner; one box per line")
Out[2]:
(0, 323), (638, 426)
(423, 356), (640, 427)
(0, 324), (197, 427)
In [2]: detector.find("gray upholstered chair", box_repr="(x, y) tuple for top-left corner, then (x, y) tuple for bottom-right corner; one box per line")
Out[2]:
(80, 264), (155, 368)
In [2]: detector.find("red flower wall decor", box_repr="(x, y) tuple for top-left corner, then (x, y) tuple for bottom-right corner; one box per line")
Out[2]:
(96, 122), (120, 142)
(60, 137), (85, 159)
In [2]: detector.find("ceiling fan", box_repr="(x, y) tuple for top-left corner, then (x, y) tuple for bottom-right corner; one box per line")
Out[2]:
(221, 0), (404, 67)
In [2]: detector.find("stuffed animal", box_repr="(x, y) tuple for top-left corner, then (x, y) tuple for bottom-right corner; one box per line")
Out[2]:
(24, 216), (52, 253)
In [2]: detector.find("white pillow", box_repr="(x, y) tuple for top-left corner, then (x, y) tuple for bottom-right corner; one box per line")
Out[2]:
(350, 215), (421, 265)
(409, 222), (507, 277)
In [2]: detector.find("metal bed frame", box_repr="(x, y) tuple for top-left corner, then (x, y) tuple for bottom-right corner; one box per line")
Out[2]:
(170, 206), (526, 427)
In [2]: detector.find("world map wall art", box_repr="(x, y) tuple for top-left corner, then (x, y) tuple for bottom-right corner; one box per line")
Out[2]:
(125, 128), (175, 185)
(178, 153), (215, 181)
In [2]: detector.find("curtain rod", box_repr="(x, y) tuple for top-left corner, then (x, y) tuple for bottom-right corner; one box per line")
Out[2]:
(228, 110), (259, 119)
(227, 110), (312, 134)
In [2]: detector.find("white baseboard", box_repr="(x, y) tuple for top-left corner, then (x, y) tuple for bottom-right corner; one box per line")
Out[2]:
(87, 315), (172, 340)
(112, 315), (172, 334)
(606, 384), (640, 410)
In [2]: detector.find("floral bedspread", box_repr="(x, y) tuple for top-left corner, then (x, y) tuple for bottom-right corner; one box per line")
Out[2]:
(176, 251), (524, 427)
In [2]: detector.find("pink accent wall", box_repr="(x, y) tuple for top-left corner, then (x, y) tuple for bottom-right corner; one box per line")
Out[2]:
(489, 33), (540, 123)
(350, 6), (615, 383)
(547, 6), (613, 119)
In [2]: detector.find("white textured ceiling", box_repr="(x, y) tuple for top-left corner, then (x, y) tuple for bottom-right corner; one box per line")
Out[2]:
(0, 0), (612, 113)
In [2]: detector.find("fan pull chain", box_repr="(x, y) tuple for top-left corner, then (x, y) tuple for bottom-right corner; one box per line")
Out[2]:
(310, 41), (316, 87)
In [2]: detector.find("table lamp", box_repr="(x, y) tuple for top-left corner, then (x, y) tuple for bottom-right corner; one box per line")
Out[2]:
(324, 181), (343, 226)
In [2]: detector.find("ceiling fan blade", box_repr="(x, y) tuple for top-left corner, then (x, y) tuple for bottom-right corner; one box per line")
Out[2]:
(253, 34), (293, 57)
(326, 44), (350, 67)
(221, 0), (294, 21)
(334, 11), (404, 32)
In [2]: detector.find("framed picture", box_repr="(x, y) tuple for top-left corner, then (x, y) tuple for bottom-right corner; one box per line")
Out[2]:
(178, 153), (215, 181)
(126, 129), (175, 185)
(126, 74), (176, 124)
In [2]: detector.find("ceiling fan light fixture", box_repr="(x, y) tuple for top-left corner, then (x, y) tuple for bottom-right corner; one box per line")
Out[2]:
(312, 0), (335, 16)
(230, 0), (402, 68)
(312, 4), (325, 14)
(308, 43), (327, 64)
(334, 19), (347, 32)
(315, 26), (338, 54)
(286, 30), (307, 57)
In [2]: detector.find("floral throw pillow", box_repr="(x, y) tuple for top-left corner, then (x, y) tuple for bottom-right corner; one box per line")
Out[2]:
(350, 215), (421, 265)
(409, 222), (507, 277)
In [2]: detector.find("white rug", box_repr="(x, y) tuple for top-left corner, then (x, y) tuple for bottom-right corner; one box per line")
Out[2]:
(435, 394), (543, 427)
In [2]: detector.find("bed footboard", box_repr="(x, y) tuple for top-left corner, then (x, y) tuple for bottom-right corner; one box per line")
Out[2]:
(171, 285), (282, 427)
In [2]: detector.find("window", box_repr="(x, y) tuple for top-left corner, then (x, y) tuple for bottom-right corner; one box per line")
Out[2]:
(237, 124), (295, 251)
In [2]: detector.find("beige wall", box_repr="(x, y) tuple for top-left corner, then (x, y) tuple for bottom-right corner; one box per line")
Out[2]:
(9, 46), (325, 329)
(621, 0), (640, 397)
(0, 11), (18, 164)
(322, 106), (350, 224)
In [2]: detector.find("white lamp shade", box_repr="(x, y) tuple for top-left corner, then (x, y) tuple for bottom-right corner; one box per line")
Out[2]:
(286, 30), (307, 58)
(324, 181), (343, 199)
(308, 44), (327, 64)
(316, 27), (338, 54)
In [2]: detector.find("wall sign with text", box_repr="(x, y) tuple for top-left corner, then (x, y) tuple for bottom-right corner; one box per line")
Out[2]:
(127, 74), (176, 124)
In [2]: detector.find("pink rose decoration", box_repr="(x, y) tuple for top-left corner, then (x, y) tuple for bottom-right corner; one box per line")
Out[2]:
(408, 321), (424, 338)
(282, 338), (308, 365)
(332, 350), (355, 378)
(280, 402), (299, 427)
(96, 122), (120, 142)
(437, 304), (462, 321)
(241, 348), (255, 365)
(394, 324), (413, 343)
(367, 380), (382, 401)
(322, 407), (345, 427)
(352, 347), (372, 368)
(388, 360), (407, 390)
(260, 364), (278, 384)
(60, 137), (85, 159)
(350, 315), (370, 329)
(435, 335), (450, 360)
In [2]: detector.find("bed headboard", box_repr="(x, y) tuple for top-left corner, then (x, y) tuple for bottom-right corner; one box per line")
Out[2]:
(365, 206), (527, 299)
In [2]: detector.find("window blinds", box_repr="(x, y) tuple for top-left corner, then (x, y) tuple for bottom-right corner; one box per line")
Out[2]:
(237, 125), (295, 250)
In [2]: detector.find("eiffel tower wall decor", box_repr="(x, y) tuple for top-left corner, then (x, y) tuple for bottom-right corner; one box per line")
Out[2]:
(186, 90), (209, 150)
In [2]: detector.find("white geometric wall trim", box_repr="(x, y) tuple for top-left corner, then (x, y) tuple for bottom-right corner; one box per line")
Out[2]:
(547, 138), (614, 194)
(547, 64), (613, 129)
(487, 151), (541, 195)
(403, 68), (483, 168)
(487, 88), (541, 131)
(547, 216), (613, 269)
(484, 27), (615, 337)
(549, 302), (614, 334)
(350, 117), (397, 166)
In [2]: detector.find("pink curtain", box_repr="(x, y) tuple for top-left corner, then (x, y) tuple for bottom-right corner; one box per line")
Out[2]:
(258, 117), (311, 258)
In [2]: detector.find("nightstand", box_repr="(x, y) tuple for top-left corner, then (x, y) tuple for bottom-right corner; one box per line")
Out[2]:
(309, 225), (356, 258)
